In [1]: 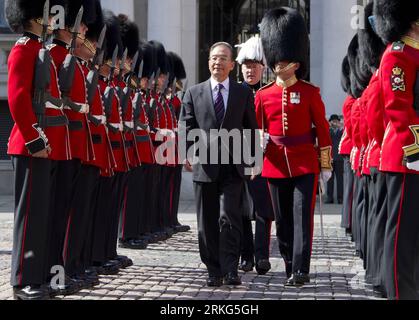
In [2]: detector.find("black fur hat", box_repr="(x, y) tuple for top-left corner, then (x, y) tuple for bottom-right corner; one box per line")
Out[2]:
(103, 9), (123, 60)
(168, 52), (186, 80)
(358, 2), (385, 72)
(118, 14), (140, 59)
(340, 56), (351, 94)
(139, 42), (156, 79)
(85, 0), (103, 42)
(260, 7), (309, 79)
(5, 0), (47, 33)
(65, 0), (96, 28)
(347, 35), (365, 98)
(149, 40), (168, 74)
(374, 0), (419, 44)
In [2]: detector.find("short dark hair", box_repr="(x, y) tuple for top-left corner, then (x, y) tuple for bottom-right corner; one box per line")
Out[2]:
(209, 42), (234, 60)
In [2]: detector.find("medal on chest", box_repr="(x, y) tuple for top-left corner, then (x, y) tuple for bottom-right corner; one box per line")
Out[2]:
(290, 92), (301, 104)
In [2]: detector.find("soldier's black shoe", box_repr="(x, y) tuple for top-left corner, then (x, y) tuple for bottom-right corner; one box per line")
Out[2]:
(114, 255), (133, 268)
(373, 285), (387, 299)
(224, 272), (242, 286)
(13, 285), (50, 300)
(239, 260), (254, 273)
(49, 276), (81, 297)
(119, 239), (148, 250)
(164, 227), (175, 238)
(256, 259), (271, 275)
(285, 273), (310, 287)
(99, 261), (120, 275)
(206, 276), (223, 287)
(174, 224), (191, 233)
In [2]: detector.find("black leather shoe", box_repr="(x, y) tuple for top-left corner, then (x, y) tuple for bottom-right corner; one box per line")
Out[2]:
(285, 273), (310, 287)
(174, 224), (191, 233)
(13, 285), (50, 300)
(239, 260), (254, 273)
(256, 259), (271, 275)
(285, 262), (293, 279)
(115, 255), (133, 268)
(224, 272), (242, 286)
(206, 276), (223, 287)
(49, 276), (81, 297)
(100, 260), (120, 275)
(119, 239), (148, 250)
(164, 227), (175, 238)
(373, 285), (387, 299)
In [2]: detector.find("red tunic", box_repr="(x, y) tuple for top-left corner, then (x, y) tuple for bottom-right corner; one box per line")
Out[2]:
(7, 34), (71, 160)
(255, 80), (332, 179)
(339, 96), (356, 156)
(379, 40), (419, 174)
(350, 98), (362, 176)
(133, 91), (155, 164)
(49, 40), (94, 162)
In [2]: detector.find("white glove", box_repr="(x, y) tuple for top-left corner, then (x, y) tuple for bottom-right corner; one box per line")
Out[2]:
(407, 160), (419, 172)
(320, 170), (332, 183)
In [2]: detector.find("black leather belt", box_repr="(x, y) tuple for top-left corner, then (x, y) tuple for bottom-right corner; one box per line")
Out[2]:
(39, 115), (69, 128)
(111, 141), (122, 149)
(68, 120), (83, 131)
(92, 134), (102, 145)
(125, 140), (134, 148)
(135, 135), (150, 143)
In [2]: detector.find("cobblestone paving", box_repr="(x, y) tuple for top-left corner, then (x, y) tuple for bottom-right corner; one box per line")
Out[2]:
(0, 200), (382, 300)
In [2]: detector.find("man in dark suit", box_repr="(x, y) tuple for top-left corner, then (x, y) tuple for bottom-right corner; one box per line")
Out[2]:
(326, 115), (344, 204)
(180, 42), (259, 287)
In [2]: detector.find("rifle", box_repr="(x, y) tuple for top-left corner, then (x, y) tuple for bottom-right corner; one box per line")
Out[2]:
(103, 46), (118, 119)
(58, 6), (84, 112)
(116, 48), (128, 102)
(120, 50), (138, 118)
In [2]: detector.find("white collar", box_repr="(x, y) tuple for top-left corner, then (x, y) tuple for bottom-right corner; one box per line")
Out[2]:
(210, 77), (230, 91)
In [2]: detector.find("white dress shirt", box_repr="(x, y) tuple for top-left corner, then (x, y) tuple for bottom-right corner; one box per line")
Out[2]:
(210, 77), (230, 112)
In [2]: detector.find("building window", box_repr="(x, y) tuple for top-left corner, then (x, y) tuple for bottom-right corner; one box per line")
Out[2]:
(198, 0), (310, 82)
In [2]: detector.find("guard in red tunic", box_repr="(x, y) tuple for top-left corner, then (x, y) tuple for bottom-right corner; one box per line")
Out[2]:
(356, 2), (387, 297)
(258, 7), (332, 287)
(116, 15), (147, 250)
(46, 0), (96, 291)
(338, 56), (356, 235)
(373, 0), (419, 300)
(6, 0), (70, 300)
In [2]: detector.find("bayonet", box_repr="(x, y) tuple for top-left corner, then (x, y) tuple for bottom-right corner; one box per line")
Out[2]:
(171, 78), (177, 100)
(90, 25), (106, 69)
(41, 0), (50, 48)
(137, 60), (144, 80)
(118, 48), (128, 82)
(70, 6), (84, 55)
(108, 45), (118, 84)
(130, 51), (139, 74)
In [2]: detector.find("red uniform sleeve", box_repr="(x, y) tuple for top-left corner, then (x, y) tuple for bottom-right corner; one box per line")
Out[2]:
(254, 91), (265, 130)
(8, 44), (48, 154)
(310, 87), (332, 149)
(343, 97), (354, 142)
(351, 99), (362, 149)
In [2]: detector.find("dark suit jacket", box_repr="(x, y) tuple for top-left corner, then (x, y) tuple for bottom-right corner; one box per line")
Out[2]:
(330, 127), (344, 161)
(180, 78), (259, 183)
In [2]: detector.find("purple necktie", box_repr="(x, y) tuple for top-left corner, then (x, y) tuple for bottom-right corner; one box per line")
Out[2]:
(214, 83), (225, 126)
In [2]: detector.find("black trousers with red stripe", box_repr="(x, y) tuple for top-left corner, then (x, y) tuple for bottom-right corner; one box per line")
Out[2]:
(11, 156), (52, 287)
(383, 173), (419, 300)
(63, 164), (100, 276)
(341, 156), (354, 230)
(138, 164), (153, 236)
(268, 174), (317, 275)
(366, 168), (387, 287)
(170, 165), (183, 227)
(351, 176), (364, 254)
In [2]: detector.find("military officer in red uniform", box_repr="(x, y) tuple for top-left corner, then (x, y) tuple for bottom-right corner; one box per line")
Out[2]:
(338, 56), (356, 236)
(116, 15), (148, 250)
(46, 0), (96, 292)
(373, 0), (419, 300)
(6, 0), (70, 300)
(258, 7), (332, 287)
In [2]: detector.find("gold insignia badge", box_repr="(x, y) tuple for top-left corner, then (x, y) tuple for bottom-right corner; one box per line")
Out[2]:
(391, 66), (406, 92)
(290, 92), (301, 104)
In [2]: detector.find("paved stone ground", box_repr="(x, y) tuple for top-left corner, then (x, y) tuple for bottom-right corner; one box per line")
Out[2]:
(0, 196), (383, 300)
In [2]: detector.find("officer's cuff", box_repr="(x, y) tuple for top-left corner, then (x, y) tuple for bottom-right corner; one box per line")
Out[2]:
(403, 125), (419, 164)
(25, 124), (48, 155)
(320, 146), (333, 170)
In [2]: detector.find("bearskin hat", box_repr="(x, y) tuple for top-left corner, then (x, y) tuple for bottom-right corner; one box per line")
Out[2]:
(358, 2), (386, 72)
(260, 7), (309, 79)
(235, 36), (266, 65)
(149, 40), (168, 74)
(65, 0), (96, 28)
(347, 35), (365, 98)
(85, 0), (103, 42)
(103, 9), (123, 61)
(5, 0), (53, 33)
(374, 0), (419, 44)
(340, 56), (351, 94)
(118, 14), (140, 59)
(139, 42), (156, 79)
(168, 52), (186, 80)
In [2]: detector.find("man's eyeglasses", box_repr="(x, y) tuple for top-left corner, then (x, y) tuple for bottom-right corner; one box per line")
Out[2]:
(209, 55), (230, 63)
